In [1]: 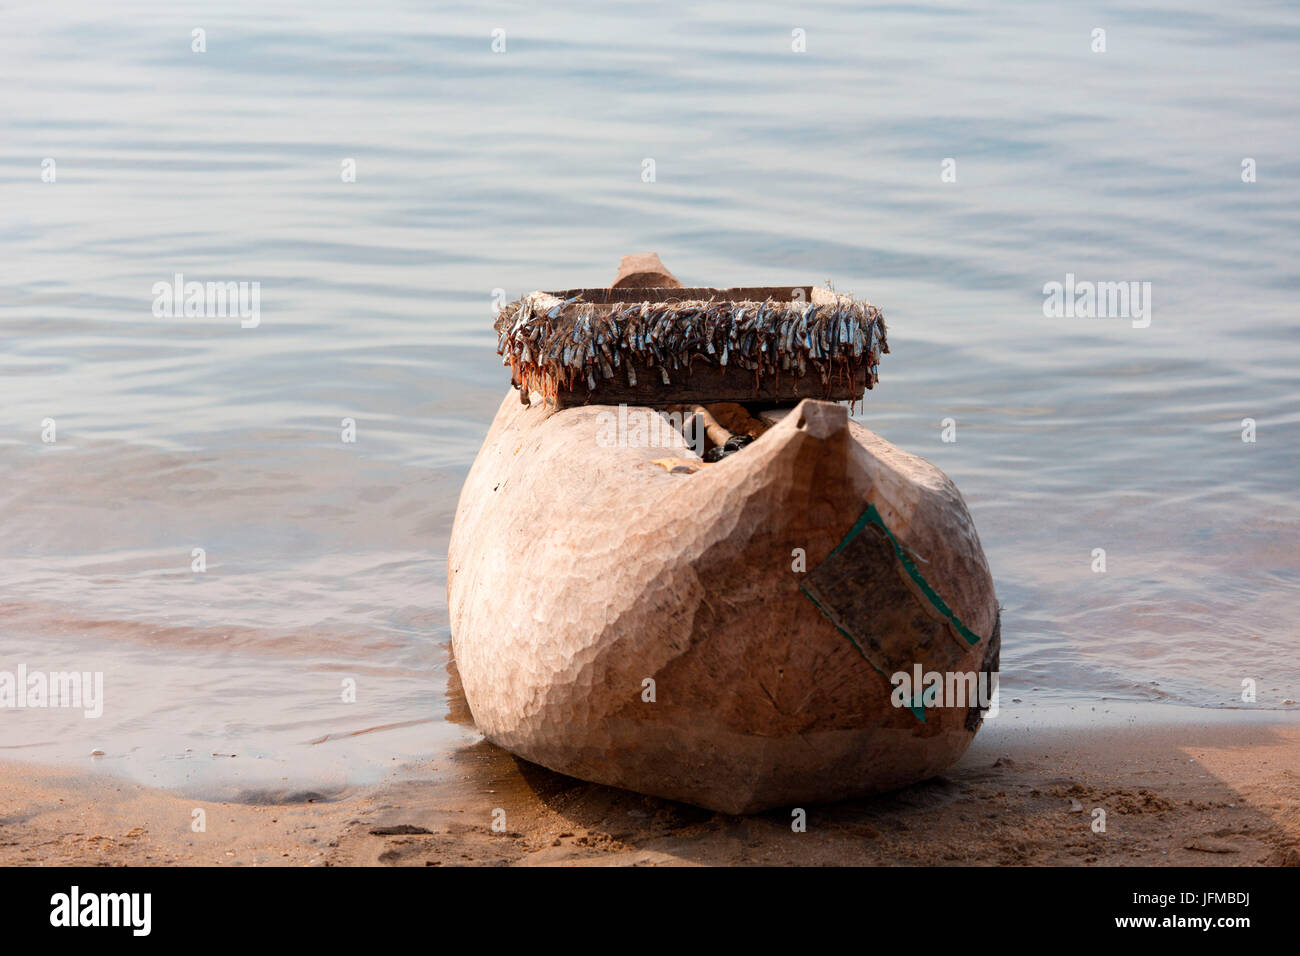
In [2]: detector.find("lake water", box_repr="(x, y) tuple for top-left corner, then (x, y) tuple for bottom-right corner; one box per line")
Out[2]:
(2, 0), (1297, 794)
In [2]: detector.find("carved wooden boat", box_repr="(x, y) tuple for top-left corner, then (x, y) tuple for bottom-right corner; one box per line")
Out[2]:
(448, 257), (999, 813)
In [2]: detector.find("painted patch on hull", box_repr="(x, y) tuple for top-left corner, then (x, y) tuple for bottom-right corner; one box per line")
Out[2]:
(802, 504), (984, 694)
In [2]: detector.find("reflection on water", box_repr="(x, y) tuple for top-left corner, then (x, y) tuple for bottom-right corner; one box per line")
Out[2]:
(1, 0), (1297, 788)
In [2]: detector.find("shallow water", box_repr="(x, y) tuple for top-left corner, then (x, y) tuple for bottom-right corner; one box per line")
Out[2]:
(2, 0), (1297, 792)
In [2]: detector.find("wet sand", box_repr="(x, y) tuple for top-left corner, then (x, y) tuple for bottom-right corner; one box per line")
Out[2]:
(4, 710), (1297, 866)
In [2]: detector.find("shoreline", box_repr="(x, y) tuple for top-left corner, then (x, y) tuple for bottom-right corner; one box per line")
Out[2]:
(3, 705), (1297, 866)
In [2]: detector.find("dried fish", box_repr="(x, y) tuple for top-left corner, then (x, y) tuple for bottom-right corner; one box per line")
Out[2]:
(493, 288), (887, 401)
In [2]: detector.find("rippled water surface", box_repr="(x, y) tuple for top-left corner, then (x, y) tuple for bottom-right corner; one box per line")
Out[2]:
(2, 0), (1298, 790)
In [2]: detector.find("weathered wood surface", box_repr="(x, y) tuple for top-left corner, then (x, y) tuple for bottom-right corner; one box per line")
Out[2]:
(447, 394), (1000, 813)
(543, 285), (815, 304)
(611, 252), (682, 289)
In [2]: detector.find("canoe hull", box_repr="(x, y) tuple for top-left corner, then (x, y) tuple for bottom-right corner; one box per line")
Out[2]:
(448, 393), (999, 813)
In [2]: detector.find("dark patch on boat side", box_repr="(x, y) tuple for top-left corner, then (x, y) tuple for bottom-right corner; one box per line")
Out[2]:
(965, 611), (1001, 733)
(802, 505), (981, 685)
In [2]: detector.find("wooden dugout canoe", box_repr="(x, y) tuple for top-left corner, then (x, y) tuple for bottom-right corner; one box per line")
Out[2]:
(448, 259), (999, 814)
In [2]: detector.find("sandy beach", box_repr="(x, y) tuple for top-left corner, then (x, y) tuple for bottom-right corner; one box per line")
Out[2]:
(4, 705), (1296, 867)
